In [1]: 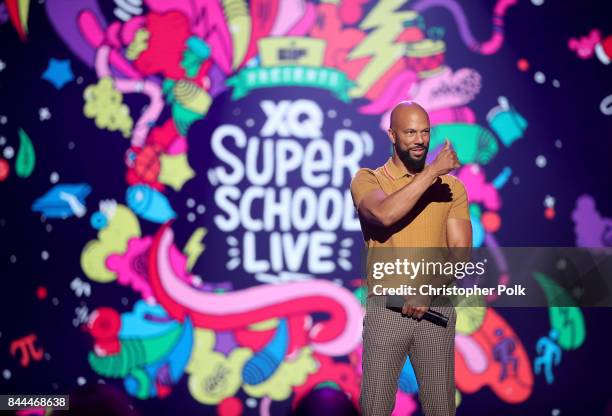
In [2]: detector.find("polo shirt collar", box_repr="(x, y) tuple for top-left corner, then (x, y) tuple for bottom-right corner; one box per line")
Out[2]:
(383, 157), (415, 180)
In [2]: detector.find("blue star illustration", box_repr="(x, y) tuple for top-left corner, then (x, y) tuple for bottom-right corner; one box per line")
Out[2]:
(42, 58), (74, 90)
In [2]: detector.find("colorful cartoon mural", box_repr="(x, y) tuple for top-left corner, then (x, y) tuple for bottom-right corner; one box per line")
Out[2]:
(1, 0), (611, 415)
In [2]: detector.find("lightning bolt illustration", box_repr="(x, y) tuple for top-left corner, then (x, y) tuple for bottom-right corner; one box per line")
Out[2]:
(184, 227), (207, 272)
(348, 0), (416, 97)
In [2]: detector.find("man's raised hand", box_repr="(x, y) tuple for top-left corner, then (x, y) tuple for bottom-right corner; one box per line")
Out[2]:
(427, 138), (461, 177)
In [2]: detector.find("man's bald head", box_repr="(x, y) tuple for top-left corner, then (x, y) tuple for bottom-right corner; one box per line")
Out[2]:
(389, 101), (429, 130)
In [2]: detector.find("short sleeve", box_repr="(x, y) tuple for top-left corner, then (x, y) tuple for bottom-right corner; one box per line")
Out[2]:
(350, 168), (381, 209)
(448, 177), (470, 220)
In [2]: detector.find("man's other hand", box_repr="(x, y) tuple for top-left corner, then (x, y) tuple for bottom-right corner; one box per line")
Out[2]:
(402, 294), (433, 320)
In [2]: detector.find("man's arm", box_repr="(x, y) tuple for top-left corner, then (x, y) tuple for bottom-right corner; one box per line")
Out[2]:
(447, 218), (472, 248)
(422, 219), (472, 293)
(357, 140), (460, 227)
(447, 176), (472, 249)
(402, 177), (472, 319)
(422, 182), (473, 289)
(357, 172), (435, 227)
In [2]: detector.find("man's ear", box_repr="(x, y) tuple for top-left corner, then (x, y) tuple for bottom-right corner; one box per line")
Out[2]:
(387, 128), (396, 144)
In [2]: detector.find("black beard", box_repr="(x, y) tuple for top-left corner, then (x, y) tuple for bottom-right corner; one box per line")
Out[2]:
(396, 142), (428, 173)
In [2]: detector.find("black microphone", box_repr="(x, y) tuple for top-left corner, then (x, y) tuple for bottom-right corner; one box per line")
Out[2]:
(384, 295), (449, 327)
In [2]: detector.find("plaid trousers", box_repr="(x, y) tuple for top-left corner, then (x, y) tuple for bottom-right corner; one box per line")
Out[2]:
(360, 295), (457, 416)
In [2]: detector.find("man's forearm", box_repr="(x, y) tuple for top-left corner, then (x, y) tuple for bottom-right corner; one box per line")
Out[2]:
(370, 167), (438, 227)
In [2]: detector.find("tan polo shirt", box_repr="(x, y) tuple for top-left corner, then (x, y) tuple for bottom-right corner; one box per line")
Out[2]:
(350, 157), (470, 248)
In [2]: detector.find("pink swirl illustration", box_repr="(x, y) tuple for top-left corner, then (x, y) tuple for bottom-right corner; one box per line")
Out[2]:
(412, 0), (517, 55)
(148, 223), (363, 356)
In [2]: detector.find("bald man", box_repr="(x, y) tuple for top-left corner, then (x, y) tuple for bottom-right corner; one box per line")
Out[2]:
(351, 101), (472, 415)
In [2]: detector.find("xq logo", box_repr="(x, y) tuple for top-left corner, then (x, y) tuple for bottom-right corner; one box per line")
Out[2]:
(260, 99), (323, 139)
